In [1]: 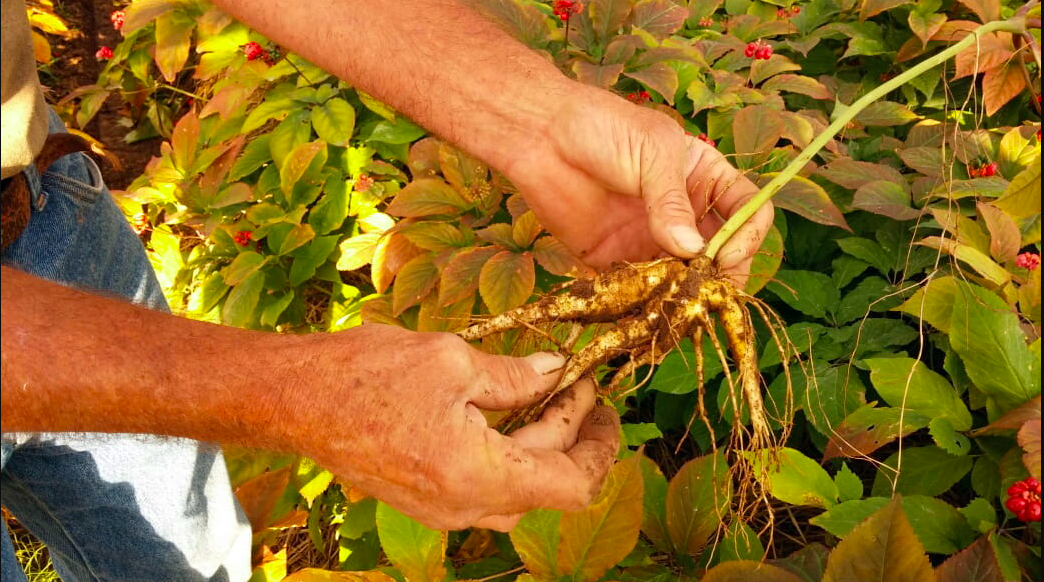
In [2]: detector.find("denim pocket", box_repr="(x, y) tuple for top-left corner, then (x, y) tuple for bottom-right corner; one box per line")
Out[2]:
(39, 151), (105, 208)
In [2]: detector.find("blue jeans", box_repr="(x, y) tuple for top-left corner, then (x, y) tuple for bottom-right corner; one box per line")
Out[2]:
(1, 111), (251, 581)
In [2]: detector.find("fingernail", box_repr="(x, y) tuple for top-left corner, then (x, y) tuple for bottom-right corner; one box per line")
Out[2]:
(670, 225), (705, 254)
(527, 352), (567, 375)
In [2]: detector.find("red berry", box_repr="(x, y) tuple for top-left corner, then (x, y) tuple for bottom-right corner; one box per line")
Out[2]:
(761, 45), (774, 59)
(242, 42), (265, 61)
(1009, 482), (1028, 496)
(110, 10), (125, 31)
(1016, 252), (1040, 270)
(1007, 496), (1027, 513)
(745, 42), (757, 57)
(698, 16), (714, 27)
(1027, 477), (1041, 492)
(95, 46), (114, 60)
(777, 8), (786, 18)
(792, 5), (801, 14)
(234, 230), (253, 246)
(355, 174), (375, 192)
(553, 0), (580, 21)
(1025, 502), (1042, 522)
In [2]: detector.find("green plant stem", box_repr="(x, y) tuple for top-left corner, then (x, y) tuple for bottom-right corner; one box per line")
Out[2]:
(704, 17), (1028, 261)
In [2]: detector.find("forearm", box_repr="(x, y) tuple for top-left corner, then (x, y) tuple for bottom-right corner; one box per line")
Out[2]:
(0, 266), (299, 445)
(213, 0), (572, 172)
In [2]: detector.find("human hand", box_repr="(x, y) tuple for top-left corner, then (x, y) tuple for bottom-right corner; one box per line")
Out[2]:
(505, 86), (774, 285)
(275, 324), (620, 531)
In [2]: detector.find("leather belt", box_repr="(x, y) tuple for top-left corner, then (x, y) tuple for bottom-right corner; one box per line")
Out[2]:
(1, 133), (91, 251)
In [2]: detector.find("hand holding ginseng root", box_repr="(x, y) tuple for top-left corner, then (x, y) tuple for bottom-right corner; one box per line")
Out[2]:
(463, 87), (786, 455)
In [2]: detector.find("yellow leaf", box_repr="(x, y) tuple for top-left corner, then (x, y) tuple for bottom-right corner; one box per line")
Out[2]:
(994, 155), (1041, 220)
(30, 30), (51, 63)
(557, 455), (644, 582)
(28, 8), (71, 36)
(702, 560), (805, 582)
(283, 569), (396, 582)
(917, 236), (1011, 288)
(478, 250), (535, 314)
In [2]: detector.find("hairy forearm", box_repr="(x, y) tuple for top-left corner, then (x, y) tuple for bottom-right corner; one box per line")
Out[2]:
(0, 266), (303, 445)
(212, 0), (571, 172)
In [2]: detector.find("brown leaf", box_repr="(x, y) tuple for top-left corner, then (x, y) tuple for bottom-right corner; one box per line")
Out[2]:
(1017, 419), (1041, 479)
(665, 452), (730, 555)
(572, 61), (626, 89)
(284, 568), (398, 582)
(234, 466), (291, 532)
(372, 233), (423, 294)
(909, 12), (947, 46)
(533, 237), (592, 277)
(763, 174), (852, 231)
(407, 138), (442, 179)
(982, 61), (1026, 117)
(851, 181), (922, 221)
(391, 254), (439, 315)
(935, 534), (1005, 582)
(385, 178), (470, 217)
(760, 74), (832, 100)
(751, 55), (803, 86)
(702, 561), (805, 582)
(859, 0), (914, 22)
(976, 202), (1021, 264)
(624, 63), (679, 105)
(824, 405), (929, 461)
(733, 105), (782, 169)
(822, 497), (935, 582)
(417, 290), (473, 333)
(439, 143), (489, 202)
(953, 33), (1012, 79)
(972, 396), (1041, 435)
(512, 210), (543, 248)
(628, 0), (689, 39)
(900, 147), (946, 178)
(956, 0), (1000, 24)
(817, 158), (905, 190)
(438, 246), (499, 306)
(479, 251), (535, 314)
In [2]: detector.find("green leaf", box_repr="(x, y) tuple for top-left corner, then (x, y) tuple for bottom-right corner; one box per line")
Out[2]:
(835, 463), (864, 502)
(311, 98), (356, 147)
(650, 335), (724, 394)
(223, 271), (265, 328)
(950, 281), (1040, 412)
(769, 543), (830, 582)
(290, 236), (339, 287)
(242, 97), (294, 134)
(871, 446), (974, 497)
(557, 456), (644, 582)
(308, 179), (350, 235)
(364, 118), (425, 145)
(832, 256), (870, 290)
(391, 254), (439, 315)
(223, 251), (267, 286)
(621, 423), (662, 447)
(835, 277), (906, 325)
(824, 405), (931, 460)
(260, 291), (294, 328)
(703, 561), (804, 582)
(859, 0), (914, 20)
(765, 270), (839, 319)
(865, 357), (972, 431)
(895, 276), (959, 334)
(269, 109), (313, 169)
(929, 417), (971, 456)
(639, 456), (671, 553)
(665, 451), (730, 555)
(814, 495), (974, 556)
(375, 502), (446, 582)
(765, 175), (851, 231)
(385, 178), (470, 217)
(958, 499), (997, 535)
(718, 521), (765, 563)
(837, 237), (893, 275)
(854, 101), (920, 127)
(745, 447), (839, 509)
(437, 246), (499, 306)
(478, 251), (535, 315)
(760, 74), (832, 99)
(732, 105), (782, 169)
(800, 363), (868, 437)
(511, 509), (563, 580)
(821, 498), (934, 581)
(272, 223), (315, 256)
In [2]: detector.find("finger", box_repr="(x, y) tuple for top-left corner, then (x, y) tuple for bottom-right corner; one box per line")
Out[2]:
(474, 513), (524, 532)
(717, 199), (774, 273)
(641, 134), (703, 258)
(467, 351), (566, 410)
(509, 378), (597, 451)
(500, 404), (621, 512)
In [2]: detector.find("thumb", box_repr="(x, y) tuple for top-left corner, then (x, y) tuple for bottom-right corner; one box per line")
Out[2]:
(468, 351), (567, 410)
(640, 138), (703, 257)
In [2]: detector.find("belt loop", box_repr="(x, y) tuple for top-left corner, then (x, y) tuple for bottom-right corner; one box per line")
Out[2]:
(22, 161), (46, 211)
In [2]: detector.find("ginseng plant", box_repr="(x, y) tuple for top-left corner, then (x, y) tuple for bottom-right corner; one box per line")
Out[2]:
(457, 12), (1038, 517)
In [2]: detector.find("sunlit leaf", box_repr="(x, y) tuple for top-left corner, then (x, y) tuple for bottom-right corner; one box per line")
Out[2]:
(745, 448), (839, 509)
(375, 503), (446, 582)
(854, 101), (920, 127)
(311, 98), (356, 147)
(386, 178), (470, 217)
(154, 11), (194, 82)
(234, 467), (291, 532)
(479, 251), (535, 314)
(533, 236), (589, 277)
(982, 61), (1026, 116)
(993, 155), (1041, 219)
(511, 510), (562, 580)
(557, 456), (644, 582)
(917, 236), (1011, 287)
(283, 569), (397, 582)
(392, 254), (439, 315)
(956, 0), (1000, 24)
(399, 222), (466, 252)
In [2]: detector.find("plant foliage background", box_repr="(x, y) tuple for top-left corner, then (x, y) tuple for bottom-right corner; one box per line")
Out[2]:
(23, 0), (1043, 580)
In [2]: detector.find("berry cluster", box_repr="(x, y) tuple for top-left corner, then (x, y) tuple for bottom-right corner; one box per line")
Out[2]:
(776, 5), (801, 18)
(627, 90), (652, 105)
(130, 213), (150, 235)
(233, 230), (254, 246)
(745, 40), (773, 60)
(1006, 477), (1041, 522)
(552, 0), (582, 21)
(95, 46), (114, 61)
(1016, 252), (1041, 271)
(110, 9), (125, 31)
(696, 133), (716, 147)
(697, 16), (714, 27)
(968, 161), (999, 178)
(242, 42), (276, 64)
(355, 174), (375, 192)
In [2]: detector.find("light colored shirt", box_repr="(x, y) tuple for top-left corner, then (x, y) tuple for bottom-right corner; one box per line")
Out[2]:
(2, 0), (50, 179)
